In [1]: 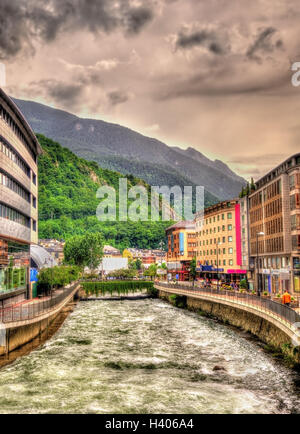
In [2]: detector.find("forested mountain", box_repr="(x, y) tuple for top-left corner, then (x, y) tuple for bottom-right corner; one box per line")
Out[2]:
(38, 134), (187, 250)
(14, 98), (245, 201)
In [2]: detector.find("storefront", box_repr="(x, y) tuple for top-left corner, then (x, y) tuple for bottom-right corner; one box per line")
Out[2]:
(294, 257), (300, 293)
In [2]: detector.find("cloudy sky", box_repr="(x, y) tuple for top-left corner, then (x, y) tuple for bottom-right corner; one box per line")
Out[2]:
(1, 0), (300, 180)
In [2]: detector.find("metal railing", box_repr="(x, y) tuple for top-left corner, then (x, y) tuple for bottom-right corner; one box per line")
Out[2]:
(157, 282), (300, 327)
(0, 283), (79, 324)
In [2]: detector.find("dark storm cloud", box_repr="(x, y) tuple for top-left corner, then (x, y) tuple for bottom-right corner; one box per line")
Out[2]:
(0, 0), (154, 59)
(108, 91), (129, 106)
(30, 79), (83, 106)
(123, 7), (154, 35)
(176, 29), (227, 55)
(157, 68), (290, 100)
(246, 27), (284, 61)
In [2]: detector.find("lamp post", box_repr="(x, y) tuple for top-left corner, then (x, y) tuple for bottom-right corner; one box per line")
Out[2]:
(256, 232), (265, 296)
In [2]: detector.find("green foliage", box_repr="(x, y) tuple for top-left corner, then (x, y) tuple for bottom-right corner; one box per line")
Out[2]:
(169, 294), (187, 309)
(189, 257), (197, 281)
(38, 266), (80, 294)
(81, 280), (154, 297)
(64, 233), (104, 270)
(107, 268), (138, 280)
(144, 264), (158, 280)
(239, 279), (248, 290)
(37, 134), (171, 250)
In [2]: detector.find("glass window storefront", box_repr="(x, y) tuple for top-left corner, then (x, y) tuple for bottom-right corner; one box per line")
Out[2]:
(0, 239), (29, 294)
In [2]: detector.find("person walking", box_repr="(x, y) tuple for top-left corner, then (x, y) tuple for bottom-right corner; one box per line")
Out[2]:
(282, 290), (291, 307)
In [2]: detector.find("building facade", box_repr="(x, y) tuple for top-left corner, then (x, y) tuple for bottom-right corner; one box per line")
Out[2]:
(0, 88), (42, 302)
(248, 153), (300, 294)
(195, 200), (247, 284)
(166, 220), (196, 280)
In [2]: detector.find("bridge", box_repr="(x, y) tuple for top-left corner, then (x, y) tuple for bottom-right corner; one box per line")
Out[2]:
(155, 282), (300, 364)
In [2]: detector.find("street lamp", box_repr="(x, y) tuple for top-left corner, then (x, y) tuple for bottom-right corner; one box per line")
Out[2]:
(216, 241), (222, 291)
(256, 232), (265, 296)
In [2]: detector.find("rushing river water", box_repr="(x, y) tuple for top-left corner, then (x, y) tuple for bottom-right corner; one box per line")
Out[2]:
(0, 299), (299, 414)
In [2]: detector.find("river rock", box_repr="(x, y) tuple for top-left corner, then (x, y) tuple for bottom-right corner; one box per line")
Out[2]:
(213, 365), (226, 372)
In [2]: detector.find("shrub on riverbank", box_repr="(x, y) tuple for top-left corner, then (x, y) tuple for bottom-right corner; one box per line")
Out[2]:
(38, 266), (80, 295)
(169, 294), (187, 309)
(81, 280), (154, 297)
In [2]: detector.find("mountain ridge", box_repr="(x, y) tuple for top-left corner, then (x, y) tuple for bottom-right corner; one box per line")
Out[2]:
(13, 97), (246, 201)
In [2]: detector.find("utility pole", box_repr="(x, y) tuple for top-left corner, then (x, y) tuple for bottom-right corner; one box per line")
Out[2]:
(256, 232), (265, 296)
(216, 241), (222, 291)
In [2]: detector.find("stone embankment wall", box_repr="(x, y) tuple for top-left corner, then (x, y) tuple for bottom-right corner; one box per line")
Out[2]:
(158, 290), (300, 366)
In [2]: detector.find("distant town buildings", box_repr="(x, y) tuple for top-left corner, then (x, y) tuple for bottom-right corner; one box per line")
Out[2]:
(0, 88), (42, 303)
(126, 248), (166, 268)
(39, 239), (65, 265)
(103, 245), (122, 258)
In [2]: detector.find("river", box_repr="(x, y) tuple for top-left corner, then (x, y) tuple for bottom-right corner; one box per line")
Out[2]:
(0, 299), (299, 414)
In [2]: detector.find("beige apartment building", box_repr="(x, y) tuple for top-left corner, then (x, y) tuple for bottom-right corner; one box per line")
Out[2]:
(195, 200), (247, 284)
(0, 88), (42, 304)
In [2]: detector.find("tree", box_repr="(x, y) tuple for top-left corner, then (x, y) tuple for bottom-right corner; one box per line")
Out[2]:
(189, 257), (197, 285)
(144, 264), (158, 280)
(64, 233), (104, 271)
(123, 249), (133, 260)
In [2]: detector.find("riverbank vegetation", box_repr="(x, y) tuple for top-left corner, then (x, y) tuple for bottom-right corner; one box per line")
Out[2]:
(81, 281), (154, 297)
(38, 266), (80, 294)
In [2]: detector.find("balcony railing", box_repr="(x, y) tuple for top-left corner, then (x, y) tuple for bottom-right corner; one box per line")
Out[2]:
(156, 282), (300, 327)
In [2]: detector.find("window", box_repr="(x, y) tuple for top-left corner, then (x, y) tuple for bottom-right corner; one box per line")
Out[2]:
(32, 220), (37, 232)
(223, 260), (226, 266)
(0, 104), (37, 162)
(0, 136), (30, 177)
(229, 248), (233, 254)
(228, 225), (232, 231)
(32, 172), (37, 185)
(227, 213), (232, 219)
(0, 203), (30, 228)
(0, 170), (30, 202)
(228, 236), (233, 242)
(229, 260), (233, 266)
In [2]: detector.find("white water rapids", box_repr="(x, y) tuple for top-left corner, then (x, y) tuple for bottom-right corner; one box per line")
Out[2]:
(0, 299), (299, 414)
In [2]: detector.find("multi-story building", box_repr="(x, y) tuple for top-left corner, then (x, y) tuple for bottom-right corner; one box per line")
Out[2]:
(195, 200), (247, 284)
(166, 220), (196, 280)
(0, 88), (42, 303)
(248, 153), (300, 294)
